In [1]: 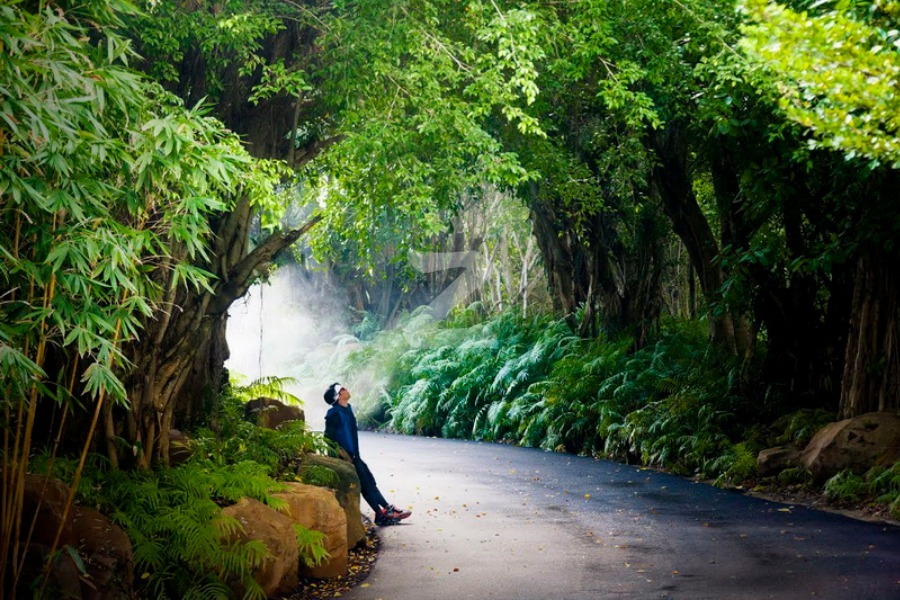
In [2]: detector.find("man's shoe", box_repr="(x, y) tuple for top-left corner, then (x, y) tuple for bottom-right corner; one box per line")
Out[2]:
(385, 504), (411, 520)
(375, 509), (400, 526)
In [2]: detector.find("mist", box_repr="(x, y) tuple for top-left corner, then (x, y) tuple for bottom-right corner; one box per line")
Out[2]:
(226, 264), (359, 430)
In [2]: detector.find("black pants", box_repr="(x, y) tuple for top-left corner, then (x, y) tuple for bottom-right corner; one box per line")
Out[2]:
(354, 457), (388, 513)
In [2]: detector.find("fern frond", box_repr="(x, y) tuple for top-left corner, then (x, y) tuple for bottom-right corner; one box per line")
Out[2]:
(230, 374), (303, 406)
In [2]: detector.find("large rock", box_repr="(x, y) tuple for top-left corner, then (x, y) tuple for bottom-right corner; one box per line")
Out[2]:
(757, 446), (802, 477)
(801, 411), (900, 481)
(71, 506), (135, 600)
(244, 397), (305, 430)
(18, 475), (134, 599)
(22, 473), (76, 548)
(19, 542), (83, 600)
(303, 455), (366, 548)
(273, 482), (348, 579)
(222, 498), (299, 597)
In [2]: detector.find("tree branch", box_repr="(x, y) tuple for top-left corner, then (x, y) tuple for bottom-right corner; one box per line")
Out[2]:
(208, 214), (324, 314)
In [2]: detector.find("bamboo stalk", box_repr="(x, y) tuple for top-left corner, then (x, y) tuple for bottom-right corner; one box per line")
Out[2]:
(40, 294), (126, 596)
(0, 400), (12, 596)
(16, 357), (77, 578)
(0, 209), (24, 595)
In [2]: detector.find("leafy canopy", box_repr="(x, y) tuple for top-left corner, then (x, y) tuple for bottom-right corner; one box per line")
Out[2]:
(741, 0), (900, 167)
(0, 1), (286, 406)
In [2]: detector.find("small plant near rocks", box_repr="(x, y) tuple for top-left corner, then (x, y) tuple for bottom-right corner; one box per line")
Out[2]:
(824, 463), (900, 520)
(776, 466), (813, 487)
(772, 409), (836, 446)
(824, 470), (868, 503)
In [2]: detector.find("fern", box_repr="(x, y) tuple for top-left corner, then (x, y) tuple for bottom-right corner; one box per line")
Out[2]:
(93, 461), (289, 599)
(824, 470), (868, 503)
(192, 393), (328, 479)
(298, 465), (341, 488)
(229, 374), (303, 406)
(294, 525), (329, 567)
(345, 310), (775, 480)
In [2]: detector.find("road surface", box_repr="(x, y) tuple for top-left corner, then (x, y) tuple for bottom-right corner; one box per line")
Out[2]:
(340, 432), (899, 600)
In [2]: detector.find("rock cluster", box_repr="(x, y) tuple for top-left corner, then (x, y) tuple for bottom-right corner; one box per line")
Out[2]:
(758, 411), (900, 482)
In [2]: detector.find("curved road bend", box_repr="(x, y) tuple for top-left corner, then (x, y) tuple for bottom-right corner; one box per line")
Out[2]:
(339, 432), (900, 600)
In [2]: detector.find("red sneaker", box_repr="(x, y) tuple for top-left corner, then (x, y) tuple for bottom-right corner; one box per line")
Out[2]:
(375, 508), (399, 526)
(385, 504), (411, 520)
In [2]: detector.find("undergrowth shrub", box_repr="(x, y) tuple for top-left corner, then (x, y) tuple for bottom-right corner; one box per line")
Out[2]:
(32, 376), (335, 599)
(824, 470), (868, 503)
(348, 311), (772, 478)
(381, 310), (576, 441)
(527, 336), (634, 453)
(710, 442), (760, 485)
(103, 461), (284, 599)
(771, 408), (836, 446)
(825, 463), (900, 518)
(191, 385), (329, 479)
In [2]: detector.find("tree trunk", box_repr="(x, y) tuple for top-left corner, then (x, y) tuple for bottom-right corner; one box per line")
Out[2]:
(121, 198), (322, 467)
(649, 124), (749, 356)
(526, 183), (593, 331)
(525, 180), (663, 342)
(839, 255), (900, 418)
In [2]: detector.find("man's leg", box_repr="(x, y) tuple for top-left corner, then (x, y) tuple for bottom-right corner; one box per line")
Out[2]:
(354, 457), (388, 512)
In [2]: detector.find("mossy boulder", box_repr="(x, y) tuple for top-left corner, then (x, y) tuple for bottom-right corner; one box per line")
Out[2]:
(302, 454), (366, 548)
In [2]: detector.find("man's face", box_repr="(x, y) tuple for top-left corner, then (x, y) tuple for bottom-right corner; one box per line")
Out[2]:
(338, 387), (351, 404)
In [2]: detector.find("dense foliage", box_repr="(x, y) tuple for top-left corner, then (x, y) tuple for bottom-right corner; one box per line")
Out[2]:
(340, 309), (756, 478)
(339, 308), (900, 516)
(0, 2), (291, 594)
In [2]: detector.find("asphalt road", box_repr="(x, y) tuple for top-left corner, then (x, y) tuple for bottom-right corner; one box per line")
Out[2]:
(340, 432), (900, 600)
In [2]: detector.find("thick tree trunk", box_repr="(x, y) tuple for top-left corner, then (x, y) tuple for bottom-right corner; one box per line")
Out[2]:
(525, 182), (663, 343)
(709, 143), (829, 394)
(839, 255), (900, 418)
(649, 124), (750, 356)
(526, 183), (603, 336)
(121, 199), (322, 467)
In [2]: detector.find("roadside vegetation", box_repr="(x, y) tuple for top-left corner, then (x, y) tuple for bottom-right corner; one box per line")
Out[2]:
(338, 307), (900, 520)
(30, 380), (332, 599)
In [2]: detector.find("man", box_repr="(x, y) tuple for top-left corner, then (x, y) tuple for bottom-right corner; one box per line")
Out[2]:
(324, 383), (412, 526)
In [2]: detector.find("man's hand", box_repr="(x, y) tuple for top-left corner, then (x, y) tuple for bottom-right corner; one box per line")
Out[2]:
(338, 448), (354, 463)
